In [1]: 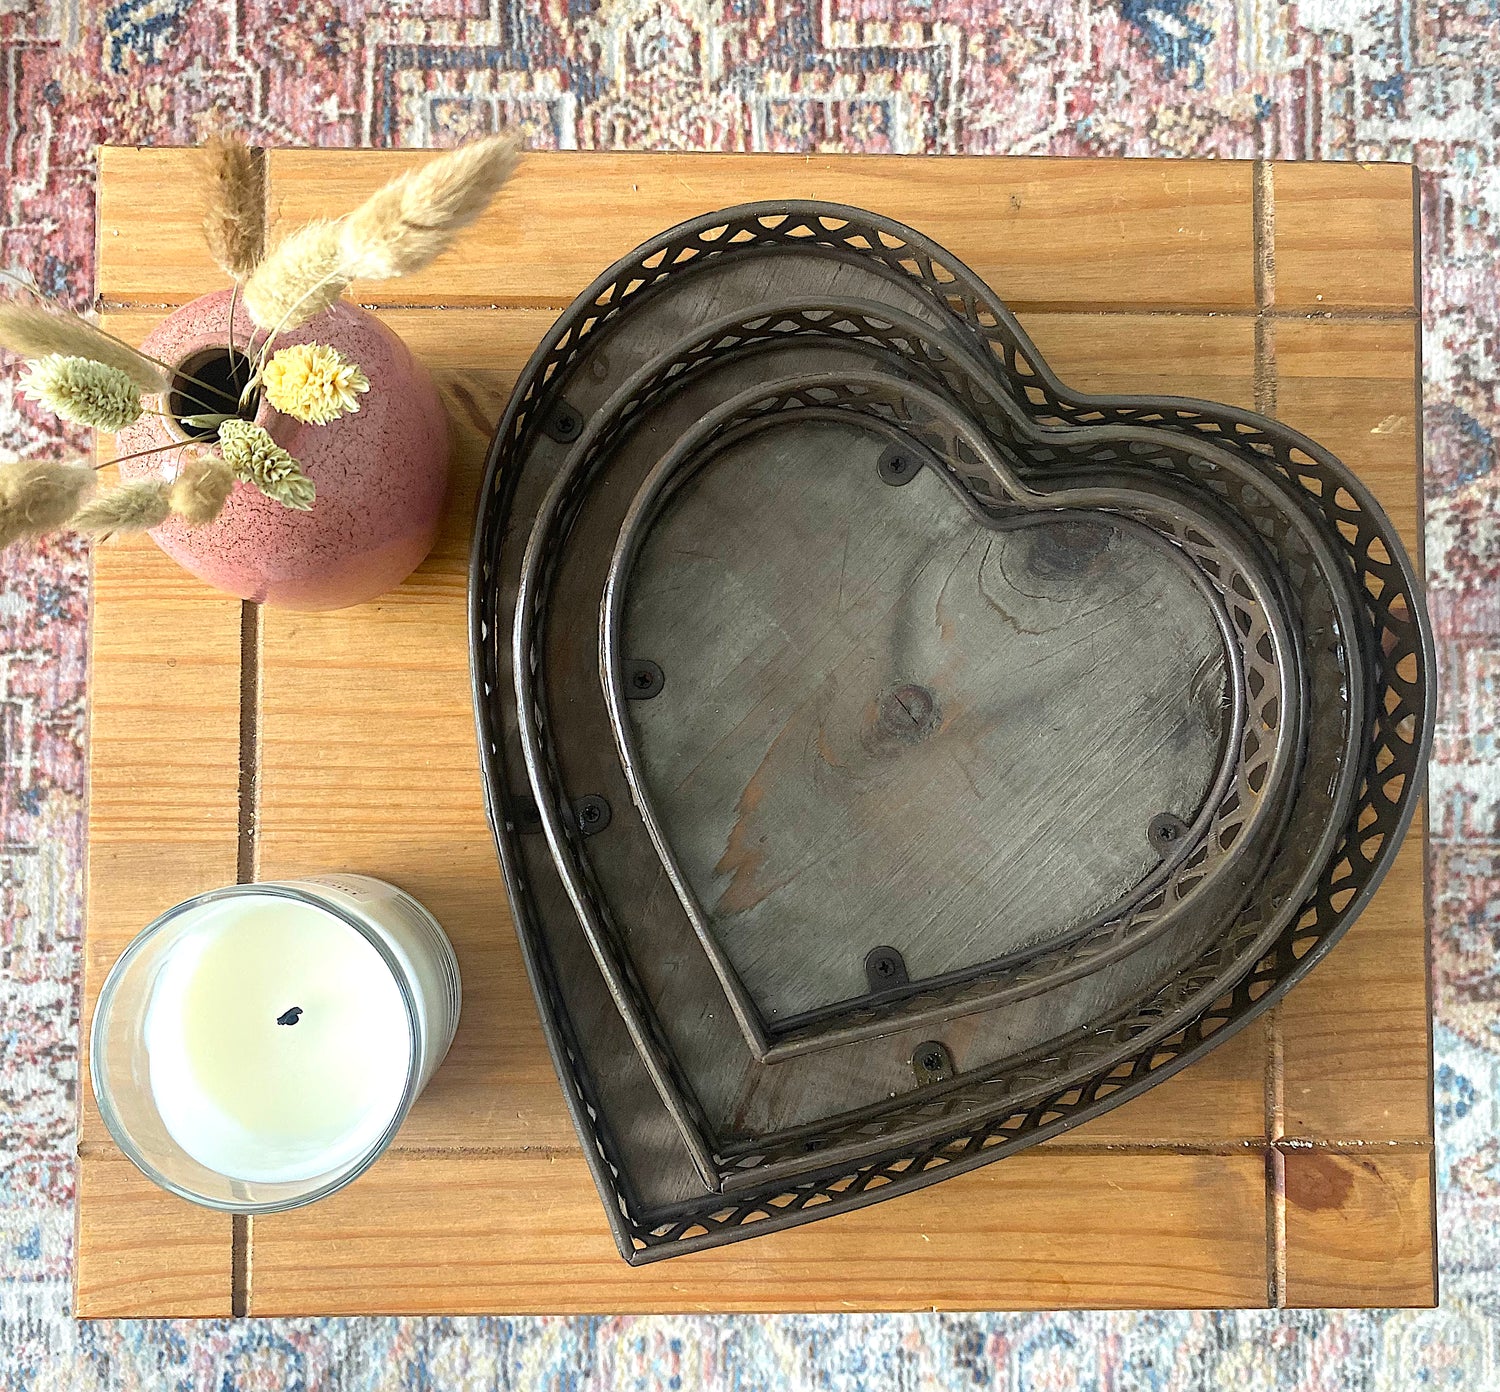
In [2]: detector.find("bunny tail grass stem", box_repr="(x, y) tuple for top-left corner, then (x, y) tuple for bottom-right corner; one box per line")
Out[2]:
(226, 280), (241, 369)
(23, 300), (243, 408)
(96, 439), (195, 470)
(48, 310), (241, 409)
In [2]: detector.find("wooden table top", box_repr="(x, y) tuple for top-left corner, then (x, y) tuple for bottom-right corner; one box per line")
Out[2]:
(77, 147), (1434, 1318)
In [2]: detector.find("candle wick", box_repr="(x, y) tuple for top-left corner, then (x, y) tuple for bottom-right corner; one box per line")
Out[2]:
(276, 1007), (303, 1027)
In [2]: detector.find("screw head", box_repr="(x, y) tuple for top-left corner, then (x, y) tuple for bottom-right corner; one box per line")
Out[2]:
(913, 1039), (952, 1082)
(878, 444), (921, 486)
(1148, 812), (1190, 853)
(624, 659), (664, 700)
(572, 794), (612, 835)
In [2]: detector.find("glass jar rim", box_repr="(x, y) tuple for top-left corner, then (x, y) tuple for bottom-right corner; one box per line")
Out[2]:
(90, 880), (425, 1215)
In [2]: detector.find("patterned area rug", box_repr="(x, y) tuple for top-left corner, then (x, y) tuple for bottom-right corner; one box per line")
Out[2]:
(2, 3), (1498, 1388)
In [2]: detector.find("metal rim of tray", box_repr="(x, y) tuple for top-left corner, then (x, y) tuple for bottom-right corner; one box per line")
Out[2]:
(514, 303), (1301, 1052)
(514, 324), (1363, 1189)
(517, 379), (1302, 1184)
(468, 200), (1433, 1263)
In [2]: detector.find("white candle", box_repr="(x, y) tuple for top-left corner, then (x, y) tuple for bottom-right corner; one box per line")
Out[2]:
(144, 894), (411, 1184)
(92, 875), (460, 1211)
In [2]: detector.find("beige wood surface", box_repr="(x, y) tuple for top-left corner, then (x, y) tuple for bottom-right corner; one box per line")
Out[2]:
(78, 148), (1433, 1317)
(249, 1150), (1272, 1316)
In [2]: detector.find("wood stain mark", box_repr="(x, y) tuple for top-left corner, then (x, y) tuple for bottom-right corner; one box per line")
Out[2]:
(1282, 1149), (1359, 1212)
(446, 378), (500, 438)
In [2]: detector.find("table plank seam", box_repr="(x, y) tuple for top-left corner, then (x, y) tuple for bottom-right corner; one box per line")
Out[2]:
(230, 598), (258, 1317)
(91, 295), (1422, 322)
(1253, 158), (1278, 419)
(1266, 1147), (1287, 1307)
(1252, 155), (1283, 1306)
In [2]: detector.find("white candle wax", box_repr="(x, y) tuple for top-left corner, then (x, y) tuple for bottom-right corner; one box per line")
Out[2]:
(94, 875), (459, 1211)
(143, 894), (412, 1184)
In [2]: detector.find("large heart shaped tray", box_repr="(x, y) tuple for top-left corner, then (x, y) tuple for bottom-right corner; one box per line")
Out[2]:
(470, 202), (1433, 1263)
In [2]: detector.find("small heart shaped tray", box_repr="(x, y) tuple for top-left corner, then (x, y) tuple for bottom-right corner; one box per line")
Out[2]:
(470, 202), (1433, 1263)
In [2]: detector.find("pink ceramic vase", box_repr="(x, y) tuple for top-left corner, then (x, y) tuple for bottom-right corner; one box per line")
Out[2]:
(115, 290), (450, 610)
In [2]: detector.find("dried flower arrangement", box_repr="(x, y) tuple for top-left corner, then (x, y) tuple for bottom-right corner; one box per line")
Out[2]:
(0, 133), (517, 551)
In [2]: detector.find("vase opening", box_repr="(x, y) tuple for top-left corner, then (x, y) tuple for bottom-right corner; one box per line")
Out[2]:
(170, 347), (260, 440)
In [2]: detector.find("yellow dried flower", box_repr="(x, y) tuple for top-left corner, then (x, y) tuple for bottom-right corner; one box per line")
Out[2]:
(216, 419), (315, 510)
(22, 355), (143, 431)
(0, 458), (95, 549)
(262, 342), (369, 424)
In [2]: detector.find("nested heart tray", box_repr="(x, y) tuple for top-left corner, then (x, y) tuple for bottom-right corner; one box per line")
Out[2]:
(469, 201), (1433, 1264)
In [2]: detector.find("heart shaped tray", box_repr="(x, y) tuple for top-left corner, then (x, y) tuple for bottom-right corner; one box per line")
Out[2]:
(470, 202), (1433, 1262)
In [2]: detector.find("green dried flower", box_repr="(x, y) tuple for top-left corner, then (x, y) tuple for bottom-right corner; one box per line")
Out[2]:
(216, 418), (315, 510)
(22, 354), (143, 431)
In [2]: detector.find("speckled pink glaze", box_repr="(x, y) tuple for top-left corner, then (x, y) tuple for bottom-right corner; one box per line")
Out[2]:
(115, 290), (450, 610)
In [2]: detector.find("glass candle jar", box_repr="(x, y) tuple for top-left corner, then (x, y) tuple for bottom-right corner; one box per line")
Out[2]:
(90, 874), (461, 1213)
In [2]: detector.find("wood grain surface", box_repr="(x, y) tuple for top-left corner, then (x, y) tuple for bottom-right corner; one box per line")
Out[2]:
(248, 1149), (1272, 1315)
(78, 148), (1432, 1318)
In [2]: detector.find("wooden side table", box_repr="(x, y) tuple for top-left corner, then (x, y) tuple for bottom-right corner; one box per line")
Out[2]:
(77, 148), (1434, 1317)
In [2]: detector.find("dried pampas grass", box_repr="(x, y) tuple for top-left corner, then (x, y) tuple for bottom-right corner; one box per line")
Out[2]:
(72, 479), (173, 538)
(0, 300), (167, 393)
(241, 135), (518, 330)
(0, 458), (95, 549)
(198, 133), (266, 279)
(339, 135), (518, 281)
